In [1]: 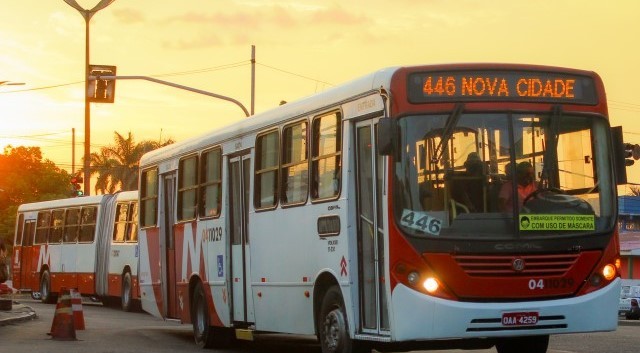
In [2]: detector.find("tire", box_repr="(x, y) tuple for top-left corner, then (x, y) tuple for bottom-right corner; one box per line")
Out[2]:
(495, 335), (549, 353)
(626, 310), (640, 320)
(318, 286), (368, 353)
(121, 272), (132, 312)
(40, 270), (55, 304)
(192, 281), (217, 348)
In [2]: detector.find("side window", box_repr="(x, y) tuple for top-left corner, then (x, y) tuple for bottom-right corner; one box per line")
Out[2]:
(113, 203), (128, 242)
(200, 148), (222, 218)
(127, 202), (138, 242)
(141, 168), (158, 227)
(64, 208), (80, 243)
(255, 130), (279, 209)
(178, 155), (198, 221)
(35, 211), (51, 244)
(312, 112), (342, 200)
(15, 214), (24, 246)
(49, 209), (65, 243)
(79, 206), (97, 242)
(281, 120), (308, 205)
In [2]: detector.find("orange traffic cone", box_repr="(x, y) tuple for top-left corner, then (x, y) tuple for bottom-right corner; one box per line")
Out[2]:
(70, 288), (85, 330)
(49, 288), (76, 341)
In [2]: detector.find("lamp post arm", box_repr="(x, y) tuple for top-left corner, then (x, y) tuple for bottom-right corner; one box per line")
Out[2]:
(91, 75), (251, 117)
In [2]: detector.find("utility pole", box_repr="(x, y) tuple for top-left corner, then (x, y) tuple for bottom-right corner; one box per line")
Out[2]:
(251, 45), (256, 116)
(72, 128), (76, 175)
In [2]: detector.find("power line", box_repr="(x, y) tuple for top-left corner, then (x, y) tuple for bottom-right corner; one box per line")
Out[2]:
(257, 62), (333, 87)
(0, 60), (333, 95)
(0, 81), (82, 94)
(150, 61), (250, 78)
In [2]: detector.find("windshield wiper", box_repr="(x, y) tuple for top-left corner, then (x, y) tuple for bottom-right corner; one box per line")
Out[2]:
(432, 103), (464, 165)
(539, 105), (562, 188)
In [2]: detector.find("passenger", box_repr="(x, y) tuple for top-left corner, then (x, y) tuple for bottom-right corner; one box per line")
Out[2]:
(499, 161), (537, 212)
(452, 152), (485, 212)
(463, 152), (484, 176)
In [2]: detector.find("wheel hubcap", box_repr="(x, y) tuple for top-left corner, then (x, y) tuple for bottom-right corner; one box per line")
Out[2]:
(323, 309), (346, 352)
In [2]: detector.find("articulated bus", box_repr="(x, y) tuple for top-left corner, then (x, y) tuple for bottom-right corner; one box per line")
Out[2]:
(138, 64), (622, 353)
(12, 191), (140, 311)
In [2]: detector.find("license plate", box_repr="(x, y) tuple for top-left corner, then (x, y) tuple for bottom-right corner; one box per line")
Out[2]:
(501, 312), (539, 326)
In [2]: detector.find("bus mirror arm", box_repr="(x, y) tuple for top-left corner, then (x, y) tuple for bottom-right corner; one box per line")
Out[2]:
(378, 88), (397, 156)
(378, 118), (397, 156)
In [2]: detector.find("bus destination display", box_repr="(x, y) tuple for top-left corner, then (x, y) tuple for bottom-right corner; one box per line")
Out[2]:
(408, 70), (597, 104)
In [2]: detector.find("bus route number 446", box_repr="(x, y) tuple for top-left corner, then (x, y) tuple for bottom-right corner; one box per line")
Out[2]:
(502, 311), (539, 326)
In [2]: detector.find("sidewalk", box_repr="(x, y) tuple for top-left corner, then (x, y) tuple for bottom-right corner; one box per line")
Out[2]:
(0, 281), (37, 325)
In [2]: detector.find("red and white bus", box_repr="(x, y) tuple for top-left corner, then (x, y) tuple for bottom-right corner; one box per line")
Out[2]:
(138, 64), (622, 353)
(12, 191), (140, 311)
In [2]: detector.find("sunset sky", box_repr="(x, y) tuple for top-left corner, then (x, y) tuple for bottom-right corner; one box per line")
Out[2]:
(1, 1), (640, 190)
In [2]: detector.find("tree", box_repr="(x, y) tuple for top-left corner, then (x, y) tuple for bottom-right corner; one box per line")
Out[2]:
(82, 131), (173, 194)
(0, 145), (72, 252)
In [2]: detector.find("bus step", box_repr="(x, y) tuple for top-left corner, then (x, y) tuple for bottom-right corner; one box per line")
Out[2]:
(235, 329), (254, 341)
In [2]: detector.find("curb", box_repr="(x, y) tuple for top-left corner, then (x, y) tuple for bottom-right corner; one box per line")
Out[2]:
(0, 302), (37, 326)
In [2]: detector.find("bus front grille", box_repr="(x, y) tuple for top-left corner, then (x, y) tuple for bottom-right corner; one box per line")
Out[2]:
(454, 254), (579, 277)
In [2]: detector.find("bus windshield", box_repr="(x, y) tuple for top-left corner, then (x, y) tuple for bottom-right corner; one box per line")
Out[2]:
(393, 111), (616, 239)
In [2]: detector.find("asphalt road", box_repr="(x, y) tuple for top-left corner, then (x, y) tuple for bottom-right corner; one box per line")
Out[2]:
(1, 298), (639, 353)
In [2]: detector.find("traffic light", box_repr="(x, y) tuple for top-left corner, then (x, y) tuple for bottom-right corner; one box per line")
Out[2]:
(70, 176), (84, 197)
(624, 143), (640, 166)
(88, 64), (116, 103)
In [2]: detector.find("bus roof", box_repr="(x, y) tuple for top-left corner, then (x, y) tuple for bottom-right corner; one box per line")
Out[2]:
(17, 191), (138, 213)
(140, 66), (400, 167)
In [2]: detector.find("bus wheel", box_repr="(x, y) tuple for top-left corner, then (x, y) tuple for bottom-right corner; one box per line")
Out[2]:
(318, 286), (366, 353)
(121, 272), (132, 312)
(495, 335), (549, 353)
(40, 270), (54, 304)
(192, 282), (216, 348)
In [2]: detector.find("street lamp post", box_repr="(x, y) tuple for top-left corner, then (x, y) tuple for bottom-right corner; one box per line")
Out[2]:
(63, 0), (116, 196)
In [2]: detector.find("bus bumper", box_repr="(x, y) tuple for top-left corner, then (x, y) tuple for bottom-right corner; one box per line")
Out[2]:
(389, 278), (620, 341)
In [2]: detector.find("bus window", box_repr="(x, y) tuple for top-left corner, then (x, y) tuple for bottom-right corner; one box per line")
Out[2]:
(15, 214), (24, 246)
(199, 148), (222, 218)
(35, 211), (51, 244)
(255, 130), (279, 209)
(64, 208), (80, 243)
(281, 120), (308, 205)
(79, 207), (97, 242)
(113, 203), (129, 242)
(49, 209), (64, 243)
(127, 202), (138, 242)
(178, 155), (198, 221)
(312, 112), (342, 200)
(141, 168), (158, 227)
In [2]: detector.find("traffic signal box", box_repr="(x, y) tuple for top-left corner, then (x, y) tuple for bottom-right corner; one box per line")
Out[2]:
(70, 176), (84, 197)
(88, 64), (116, 103)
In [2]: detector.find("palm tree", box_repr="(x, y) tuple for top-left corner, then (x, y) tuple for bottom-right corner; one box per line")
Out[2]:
(80, 131), (173, 194)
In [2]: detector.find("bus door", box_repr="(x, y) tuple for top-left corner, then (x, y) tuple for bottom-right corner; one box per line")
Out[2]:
(228, 153), (255, 324)
(159, 172), (179, 318)
(14, 216), (36, 290)
(355, 119), (389, 335)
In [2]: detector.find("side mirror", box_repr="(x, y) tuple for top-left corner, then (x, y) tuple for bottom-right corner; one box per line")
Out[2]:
(378, 118), (397, 156)
(611, 126), (628, 185)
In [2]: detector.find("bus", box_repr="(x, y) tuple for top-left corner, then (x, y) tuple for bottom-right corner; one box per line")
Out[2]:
(137, 64), (622, 353)
(12, 191), (140, 311)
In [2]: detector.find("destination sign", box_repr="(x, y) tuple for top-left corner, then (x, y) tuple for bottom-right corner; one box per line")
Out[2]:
(408, 71), (597, 104)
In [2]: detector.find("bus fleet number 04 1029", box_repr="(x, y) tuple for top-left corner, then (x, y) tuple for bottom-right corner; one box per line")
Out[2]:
(528, 278), (575, 290)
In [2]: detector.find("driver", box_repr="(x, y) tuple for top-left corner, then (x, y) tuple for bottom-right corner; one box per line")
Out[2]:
(499, 161), (537, 212)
